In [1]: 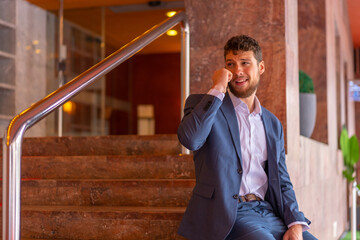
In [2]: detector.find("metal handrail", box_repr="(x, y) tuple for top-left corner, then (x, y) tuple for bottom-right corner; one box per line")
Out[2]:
(2, 11), (189, 240)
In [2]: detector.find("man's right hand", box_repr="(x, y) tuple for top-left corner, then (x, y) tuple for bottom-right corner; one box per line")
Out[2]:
(211, 68), (233, 93)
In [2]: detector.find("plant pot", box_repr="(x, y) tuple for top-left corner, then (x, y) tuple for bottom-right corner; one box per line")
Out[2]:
(299, 93), (317, 137)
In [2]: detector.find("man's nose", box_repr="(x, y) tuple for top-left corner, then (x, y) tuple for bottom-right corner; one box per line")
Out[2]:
(234, 65), (244, 75)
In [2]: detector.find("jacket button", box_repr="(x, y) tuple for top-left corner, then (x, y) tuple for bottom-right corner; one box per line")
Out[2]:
(237, 169), (243, 174)
(233, 194), (239, 199)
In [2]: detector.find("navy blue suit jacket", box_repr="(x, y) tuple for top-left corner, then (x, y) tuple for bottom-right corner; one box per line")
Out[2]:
(177, 93), (309, 240)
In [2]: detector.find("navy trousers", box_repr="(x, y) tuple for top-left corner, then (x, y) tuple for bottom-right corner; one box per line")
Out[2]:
(225, 201), (317, 240)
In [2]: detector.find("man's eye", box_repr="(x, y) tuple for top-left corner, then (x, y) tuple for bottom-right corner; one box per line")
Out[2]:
(242, 62), (249, 65)
(227, 63), (234, 67)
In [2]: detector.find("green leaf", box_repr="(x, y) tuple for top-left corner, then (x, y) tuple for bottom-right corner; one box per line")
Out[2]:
(344, 156), (350, 167)
(349, 135), (360, 165)
(299, 70), (315, 93)
(357, 184), (360, 191)
(347, 164), (354, 171)
(343, 170), (355, 182)
(340, 126), (360, 183)
(340, 128), (349, 159)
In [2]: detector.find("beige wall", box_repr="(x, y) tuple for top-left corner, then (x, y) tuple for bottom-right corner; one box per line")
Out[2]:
(287, 0), (351, 238)
(0, 0), (47, 138)
(16, 0), (47, 137)
(289, 137), (347, 239)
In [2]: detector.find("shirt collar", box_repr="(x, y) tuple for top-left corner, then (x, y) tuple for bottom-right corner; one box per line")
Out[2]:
(228, 90), (262, 116)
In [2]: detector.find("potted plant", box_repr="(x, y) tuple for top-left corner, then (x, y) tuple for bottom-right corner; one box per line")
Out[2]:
(299, 70), (316, 137)
(341, 126), (360, 184)
(340, 126), (360, 239)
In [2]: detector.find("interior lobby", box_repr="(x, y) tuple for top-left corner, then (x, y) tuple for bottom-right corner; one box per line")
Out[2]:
(1, 0), (360, 239)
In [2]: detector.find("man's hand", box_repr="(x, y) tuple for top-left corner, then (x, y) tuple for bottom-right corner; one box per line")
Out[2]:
(211, 68), (233, 93)
(283, 224), (303, 240)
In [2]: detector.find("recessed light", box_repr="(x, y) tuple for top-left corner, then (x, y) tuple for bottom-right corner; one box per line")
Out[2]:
(166, 29), (178, 36)
(166, 11), (177, 17)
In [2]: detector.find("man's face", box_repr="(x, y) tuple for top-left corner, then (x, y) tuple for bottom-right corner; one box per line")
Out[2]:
(225, 50), (265, 98)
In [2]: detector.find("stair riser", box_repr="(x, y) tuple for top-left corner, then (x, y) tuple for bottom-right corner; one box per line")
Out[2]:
(1, 210), (186, 240)
(15, 155), (194, 179)
(0, 134), (193, 239)
(1, 180), (195, 207)
(1, 135), (181, 156)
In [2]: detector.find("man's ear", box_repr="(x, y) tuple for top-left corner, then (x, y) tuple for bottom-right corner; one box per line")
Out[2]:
(259, 61), (265, 75)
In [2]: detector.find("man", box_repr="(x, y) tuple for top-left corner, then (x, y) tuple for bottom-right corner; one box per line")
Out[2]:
(177, 35), (317, 240)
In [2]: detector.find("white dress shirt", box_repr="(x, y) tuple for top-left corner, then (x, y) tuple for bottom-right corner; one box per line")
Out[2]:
(207, 88), (309, 231)
(227, 91), (268, 200)
(208, 88), (267, 199)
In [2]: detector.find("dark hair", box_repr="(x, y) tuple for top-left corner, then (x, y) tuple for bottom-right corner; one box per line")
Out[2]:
(224, 35), (262, 63)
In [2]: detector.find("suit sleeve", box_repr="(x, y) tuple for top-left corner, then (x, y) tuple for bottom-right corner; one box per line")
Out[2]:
(277, 123), (310, 226)
(177, 94), (223, 151)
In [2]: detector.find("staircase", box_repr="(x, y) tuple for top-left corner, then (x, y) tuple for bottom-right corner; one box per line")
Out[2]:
(0, 135), (194, 239)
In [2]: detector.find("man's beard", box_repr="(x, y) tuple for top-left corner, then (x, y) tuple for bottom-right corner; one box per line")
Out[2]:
(228, 76), (260, 98)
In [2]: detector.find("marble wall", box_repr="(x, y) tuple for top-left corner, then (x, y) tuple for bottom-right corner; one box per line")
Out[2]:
(184, 0), (353, 239)
(184, 0), (288, 141)
(298, 0), (328, 143)
(15, 0), (47, 137)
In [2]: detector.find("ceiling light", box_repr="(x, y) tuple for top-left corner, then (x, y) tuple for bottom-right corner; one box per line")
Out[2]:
(166, 11), (177, 17)
(166, 29), (178, 36)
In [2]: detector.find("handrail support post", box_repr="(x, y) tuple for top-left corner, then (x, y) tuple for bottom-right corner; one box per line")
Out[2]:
(3, 127), (26, 240)
(180, 17), (190, 155)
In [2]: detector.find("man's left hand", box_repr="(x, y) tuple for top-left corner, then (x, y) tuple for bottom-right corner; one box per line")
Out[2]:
(283, 224), (303, 240)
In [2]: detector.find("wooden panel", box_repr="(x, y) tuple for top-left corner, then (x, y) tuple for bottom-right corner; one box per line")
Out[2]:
(131, 53), (181, 134)
(26, 0), (182, 10)
(348, 0), (360, 47)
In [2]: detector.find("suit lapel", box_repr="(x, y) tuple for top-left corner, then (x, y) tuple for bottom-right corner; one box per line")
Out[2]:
(261, 109), (277, 164)
(261, 109), (279, 188)
(220, 93), (242, 165)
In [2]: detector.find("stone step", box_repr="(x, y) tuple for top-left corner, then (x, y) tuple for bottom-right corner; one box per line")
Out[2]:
(2, 206), (187, 240)
(0, 134), (192, 239)
(19, 154), (194, 179)
(0, 134), (181, 156)
(0, 179), (195, 207)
